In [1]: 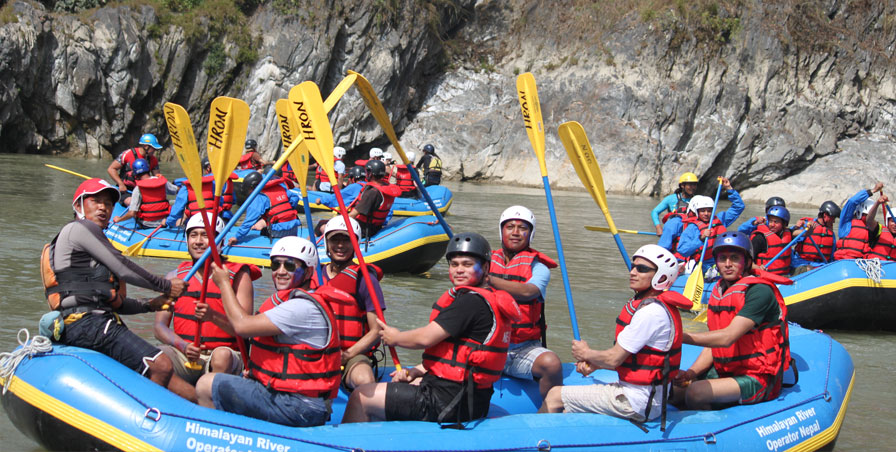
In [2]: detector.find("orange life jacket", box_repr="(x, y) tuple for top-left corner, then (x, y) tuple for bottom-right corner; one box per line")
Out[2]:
(422, 286), (521, 389)
(248, 289), (341, 399)
(864, 227), (896, 261)
(349, 180), (401, 228)
(260, 179), (298, 225)
(134, 176), (171, 222)
(185, 174), (235, 219)
(172, 261), (260, 349)
(40, 233), (121, 312)
(679, 216), (726, 261)
(834, 218), (870, 260)
(310, 264), (384, 354)
(752, 224), (793, 275)
(707, 269), (792, 403)
(793, 217), (835, 263)
(489, 248), (558, 343)
(614, 291), (690, 386)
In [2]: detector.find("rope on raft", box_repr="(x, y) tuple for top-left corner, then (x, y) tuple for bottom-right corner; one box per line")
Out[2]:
(855, 258), (884, 284)
(0, 329), (52, 394)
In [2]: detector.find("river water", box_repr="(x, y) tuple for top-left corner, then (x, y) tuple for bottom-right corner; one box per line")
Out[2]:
(0, 153), (892, 450)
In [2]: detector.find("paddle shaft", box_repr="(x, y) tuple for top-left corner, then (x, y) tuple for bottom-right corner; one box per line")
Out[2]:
(301, 193), (324, 286)
(405, 163), (452, 238)
(45, 164), (91, 180)
(804, 228), (829, 264)
(541, 176), (581, 340)
(695, 181), (725, 267)
(585, 225), (657, 236)
(764, 227), (809, 268)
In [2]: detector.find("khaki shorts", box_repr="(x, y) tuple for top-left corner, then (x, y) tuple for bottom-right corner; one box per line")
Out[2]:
(561, 382), (646, 422)
(159, 345), (243, 385)
(342, 353), (375, 390)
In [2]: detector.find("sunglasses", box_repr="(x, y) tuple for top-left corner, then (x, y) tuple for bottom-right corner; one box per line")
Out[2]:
(632, 264), (658, 274)
(271, 258), (298, 272)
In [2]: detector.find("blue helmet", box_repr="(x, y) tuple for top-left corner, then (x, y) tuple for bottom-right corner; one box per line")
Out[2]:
(138, 133), (162, 149)
(712, 231), (752, 260)
(766, 205), (790, 225)
(132, 158), (150, 176)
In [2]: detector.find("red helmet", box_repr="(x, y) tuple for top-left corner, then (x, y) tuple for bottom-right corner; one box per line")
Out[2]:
(72, 178), (119, 217)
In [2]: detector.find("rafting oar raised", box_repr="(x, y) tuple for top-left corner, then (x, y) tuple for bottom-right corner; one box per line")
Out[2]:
(585, 225), (658, 236)
(45, 164), (90, 180)
(558, 121), (632, 269)
(516, 72), (580, 340)
(289, 80), (403, 371)
(346, 70), (453, 239)
(123, 223), (165, 256)
(681, 178), (724, 312)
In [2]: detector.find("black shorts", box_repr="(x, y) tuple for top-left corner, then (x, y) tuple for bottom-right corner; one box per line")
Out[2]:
(384, 381), (440, 422)
(61, 312), (162, 375)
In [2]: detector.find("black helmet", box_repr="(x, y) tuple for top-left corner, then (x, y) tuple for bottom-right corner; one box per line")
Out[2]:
(445, 232), (491, 263)
(820, 200), (841, 218)
(348, 165), (366, 181)
(765, 197), (786, 211)
(245, 139), (257, 149)
(365, 159), (387, 179)
(242, 171), (263, 192)
(201, 157), (211, 171)
(423, 144), (434, 153)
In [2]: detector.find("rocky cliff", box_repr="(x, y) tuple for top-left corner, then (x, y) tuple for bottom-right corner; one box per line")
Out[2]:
(2, 0), (895, 205)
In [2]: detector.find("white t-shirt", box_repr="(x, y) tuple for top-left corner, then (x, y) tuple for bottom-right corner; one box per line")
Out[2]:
(615, 301), (674, 419)
(319, 160), (346, 192)
(263, 294), (331, 348)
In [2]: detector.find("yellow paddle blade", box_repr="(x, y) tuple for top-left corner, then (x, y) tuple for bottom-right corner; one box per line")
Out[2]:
(558, 121), (607, 209)
(44, 164), (90, 180)
(693, 308), (709, 323)
(164, 102), (205, 210)
(123, 238), (149, 256)
(346, 70), (410, 164)
(207, 97), (250, 198)
(682, 268), (705, 311)
(288, 81), (336, 184)
(275, 98), (311, 197)
(515, 73), (547, 176)
(323, 73), (358, 113)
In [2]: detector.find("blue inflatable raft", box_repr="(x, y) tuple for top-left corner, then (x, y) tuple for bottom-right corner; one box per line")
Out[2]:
(1, 324), (853, 451)
(672, 259), (896, 331)
(296, 185), (453, 217)
(105, 205), (449, 274)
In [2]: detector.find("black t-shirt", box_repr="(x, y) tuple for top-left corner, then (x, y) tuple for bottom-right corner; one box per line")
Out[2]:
(751, 233), (768, 259)
(354, 185), (383, 218)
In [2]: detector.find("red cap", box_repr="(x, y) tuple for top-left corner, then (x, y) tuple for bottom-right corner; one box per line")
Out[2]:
(72, 178), (120, 207)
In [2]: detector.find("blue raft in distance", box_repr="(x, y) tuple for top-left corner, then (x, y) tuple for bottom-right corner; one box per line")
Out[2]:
(296, 185), (453, 217)
(1, 324), (853, 452)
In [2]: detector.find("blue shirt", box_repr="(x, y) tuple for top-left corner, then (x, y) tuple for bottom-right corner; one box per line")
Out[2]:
(528, 261), (551, 300)
(165, 181), (234, 228)
(838, 189), (872, 238)
(313, 182), (365, 209)
(657, 215), (684, 253)
(234, 184), (300, 241)
(676, 189), (746, 262)
(651, 193), (690, 226)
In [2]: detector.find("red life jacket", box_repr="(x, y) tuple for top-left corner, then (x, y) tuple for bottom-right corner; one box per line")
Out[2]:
(173, 261), (261, 349)
(314, 160), (341, 185)
(238, 151), (262, 170)
(118, 148), (159, 189)
(260, 179), (298, 225)
(489, 248), (558, 343)
(393, 166), (416, 192)
(864, 227), (896, 261)
(310, 264), (384, 355)
(752, 224), (793, 275)
(834, 218), (870, 260)
(248, 289), (342, 399)
(614, 291), (691, 386)
(282, 162), (297, 184)
(707, 269), (792, 403)
(349, 180), (401, 228)
(680, 216), (726, 261)
(422, 286), (521, 389)
(185, 174), (236, 219)
(134, 176), (171, 222)
(793, 217), (835, 263)
(660, 195), (690, 224)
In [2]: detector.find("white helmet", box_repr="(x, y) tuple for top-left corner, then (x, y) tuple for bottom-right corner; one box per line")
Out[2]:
(633, 244), (679, 291)
(369, 147), (383, 158)
(499, 205), (536, 241)
(324, 216), (361, 238)
(855, 198), (875, 217)
(270, 236), (318, 268)
(687, 195), (715, 215)
(407, 151), (416, 163)
(382, 151), (393, 162)
(333, 146), (346, 159)
(186, 212), (224, 235)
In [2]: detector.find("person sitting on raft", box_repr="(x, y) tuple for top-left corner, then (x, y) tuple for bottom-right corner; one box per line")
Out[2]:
(790, 201), (840, 273)
(863, 194), (896, 261)
(736, 197), (787, 236)
(312, 166), (368, 237)
(834, 182), (884, 260)
(390, 151), (418, 198)
(153, 213), (260, 385)
(227, 171), (300, 245)
(342, 232), (521, 425)
(196, 237), (340, 427)
(107, 132), (163, 197)
(673, 232), (792, 410)
(309, 146), (346, 193)
(41, 178), (193, 401)
(676, 177), (745, 272)
(348, 160), (401, 237)
(165, 157), (236, 228)
(489, 206), (563, 403)
(541, 245), (691, 429)
(237, 139), (270, 171)
(651, 172), (699, 235)
(311, 216), (387, 391)
(747, 206), (793, 276)
(112, 158), (178, 228)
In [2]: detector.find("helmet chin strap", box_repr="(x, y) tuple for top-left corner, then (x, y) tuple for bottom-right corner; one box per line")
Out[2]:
(74, 198), (86, 220)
